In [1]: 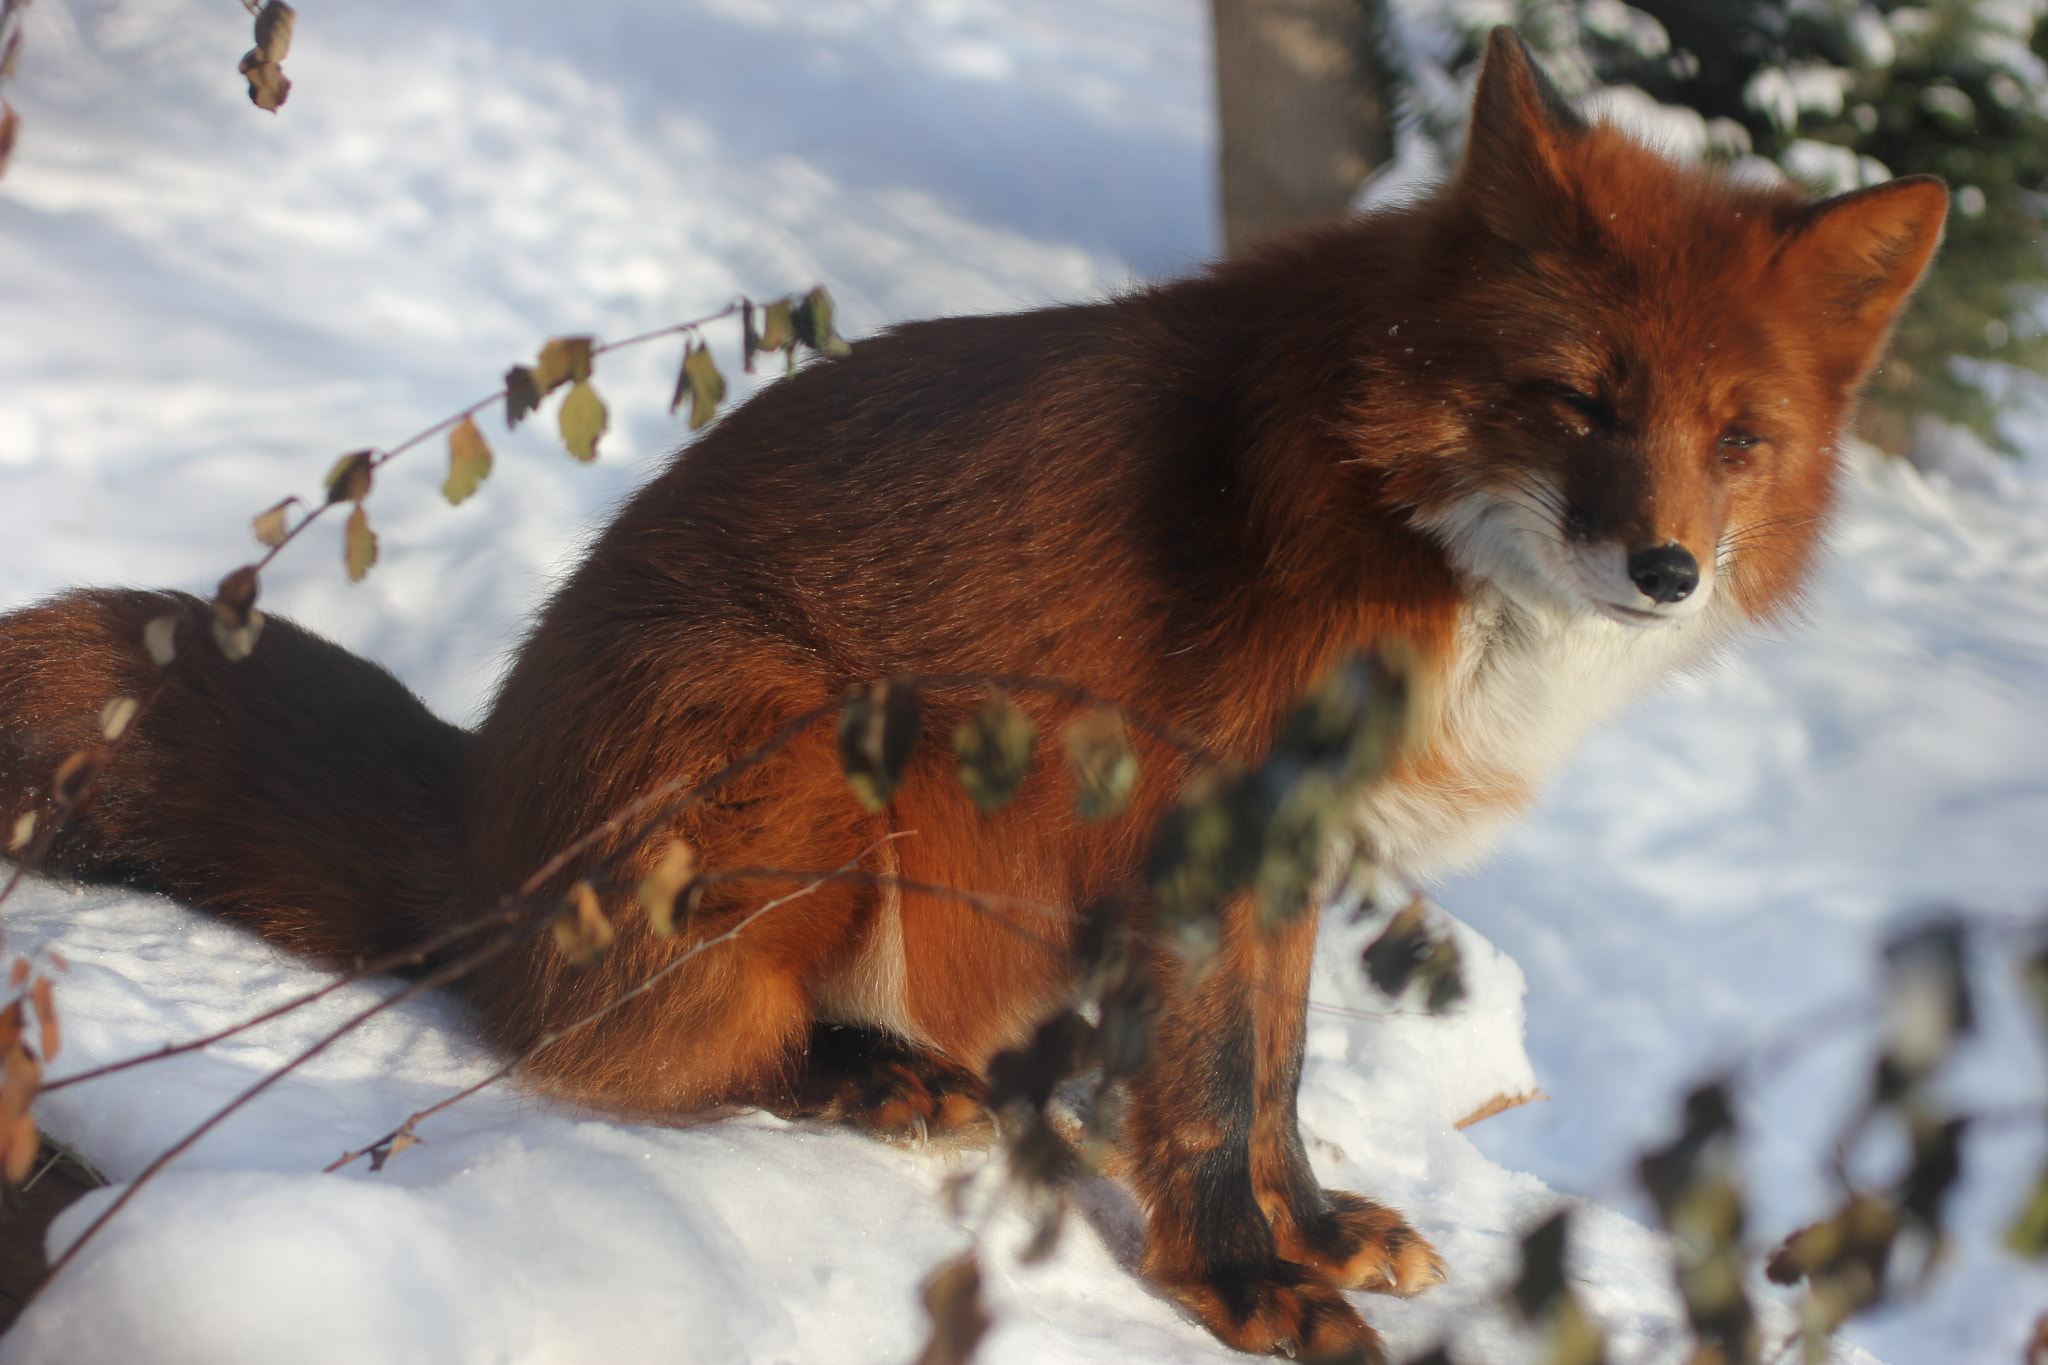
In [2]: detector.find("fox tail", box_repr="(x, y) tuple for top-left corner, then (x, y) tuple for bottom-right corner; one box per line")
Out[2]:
(0, 588), (465, 964)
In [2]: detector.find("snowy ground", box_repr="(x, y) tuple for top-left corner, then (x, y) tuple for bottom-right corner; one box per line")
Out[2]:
(1, 1), (2045, 1362)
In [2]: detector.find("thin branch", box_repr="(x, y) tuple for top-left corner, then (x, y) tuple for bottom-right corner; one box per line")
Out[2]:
(324, 832), (911, 1173)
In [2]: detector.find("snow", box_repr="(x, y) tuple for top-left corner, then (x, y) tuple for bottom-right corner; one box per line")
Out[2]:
(0, 1), (2044, 1362)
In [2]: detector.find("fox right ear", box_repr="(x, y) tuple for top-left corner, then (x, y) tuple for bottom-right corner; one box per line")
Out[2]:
(1776, 175), (1949, 391)
(1455, 28), (1587, 245)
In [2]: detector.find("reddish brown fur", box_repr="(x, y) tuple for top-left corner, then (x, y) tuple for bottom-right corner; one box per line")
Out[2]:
(0, 31), (1944, 1362)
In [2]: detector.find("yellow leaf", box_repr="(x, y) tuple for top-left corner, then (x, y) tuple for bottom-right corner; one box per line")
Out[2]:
(559, 380), (608, 462)
(344, 504), (378, 582)
(324, 450), (374, 505)
(794, 285), (853, 358)
(757, 300), (796, 355)
(97, 696), (139, 742)
(552, 882), (615, 967)
(638, 840), (701, 937)
(252, 496), (298, 548)
(443, 414), (493, 505)
(684, 343), (725, 431)
(143, 614), (180, 666)
(533, 336), (594, 397)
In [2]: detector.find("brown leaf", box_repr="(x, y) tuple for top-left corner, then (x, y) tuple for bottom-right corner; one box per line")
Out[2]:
(52, 751), (101, 809)
(741, 300), (760, 373)
(791, 285), (853, 358)
(239, 51), (291, 112)
(552, 883), (615, 967)
(369, 1129), (420, 1172)
(238, 3), (296, 113)
(952, 693), (1036, 812)
(0, 1037), (40, 1125)
(638, 840), (701, 938)
(252, 496), (300, 548)
(323, 450), (375, 506)
(756, 300), (796, 355)
(2, 1115), (36, 1186)
(0, 102), (19, 181)
(559, 379), (608, 462)
(669, 342), (725, 431)
(504, 365), (542, 428)
(1063, 711), (1137, 821)
(913, 1253), (990, 1365)
(838, 677), (922, 811)
(6, 812), (34, 854)
(29, 977), (57, 1063)
(254, 3), (296, 63)
(443, 414), (493, 506)
(143, 614), (181, 666)
(97, 696), (139, 742)
(532, 336), (595, 397)
(344, 504), (379, 582)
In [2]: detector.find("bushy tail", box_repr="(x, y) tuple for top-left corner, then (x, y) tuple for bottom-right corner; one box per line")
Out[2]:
(0, 589), (466, 964)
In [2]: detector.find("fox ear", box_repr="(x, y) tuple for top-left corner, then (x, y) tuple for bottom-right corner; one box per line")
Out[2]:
(1777, 175), (1949, 387)
(1455, 28), (1587, 245)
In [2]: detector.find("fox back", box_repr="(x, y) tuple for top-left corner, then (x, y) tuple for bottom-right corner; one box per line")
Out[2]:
(0, 30), (1944, 1364)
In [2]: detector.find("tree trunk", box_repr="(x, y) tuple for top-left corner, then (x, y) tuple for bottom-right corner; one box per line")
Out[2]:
(1210, 0), (1396, 254)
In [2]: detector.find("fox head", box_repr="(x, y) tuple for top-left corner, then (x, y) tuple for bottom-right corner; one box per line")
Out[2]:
(1358, 29), (1948, 630)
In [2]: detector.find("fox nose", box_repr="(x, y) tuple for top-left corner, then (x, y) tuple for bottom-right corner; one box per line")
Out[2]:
(1627, 544), (1699, 604)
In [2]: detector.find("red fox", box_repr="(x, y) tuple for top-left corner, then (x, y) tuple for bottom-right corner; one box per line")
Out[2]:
(0, 29), (1943, 1364)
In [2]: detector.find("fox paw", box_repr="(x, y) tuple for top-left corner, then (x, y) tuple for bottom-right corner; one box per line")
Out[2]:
(1276, 1191), (1446, 1296)
(1165, 1267), (1387, 1364)
(781, 1025), (986, 1138)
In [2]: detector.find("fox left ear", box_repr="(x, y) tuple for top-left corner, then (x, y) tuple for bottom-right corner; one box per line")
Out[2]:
(1776, 175), (1949, 388)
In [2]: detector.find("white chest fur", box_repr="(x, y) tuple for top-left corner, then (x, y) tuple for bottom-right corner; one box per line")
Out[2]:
(1359, 584), (1726, 878)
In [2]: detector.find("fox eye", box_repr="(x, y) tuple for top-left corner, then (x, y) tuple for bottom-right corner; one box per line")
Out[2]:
(1717, 433), (1759, 468)
(1540, 384), (1610, 430)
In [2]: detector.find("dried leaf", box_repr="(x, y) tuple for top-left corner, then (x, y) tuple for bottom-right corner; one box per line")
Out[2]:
(98, 696), (139, 742)
(1, 1114), (35, 1186)
(28, 977), (57, 1063)
(1148, 769), (1261, 963)
(1637, 1084), (1754, 1364)
(143, 614), (180, 666)
(52, 751), (101, 809)
(741, 300), (760, 373)
(0, 1037), (39, 1125)
(504, 365), (542, 428)
(1510, 1211), (1570, 1321)
(239, 51), (290, 112)
(1879, 917), (1972, 1092)
(253, 1), (296, 61)
(756, 300), (796, 356)
(838, 677), (922, 811)
(638, 840), (701, 938)
(986, 1011), (1090, 1117)
(672, 342), (725, 431)
(369, 1129), (420, 1172)
(344, 504), (379, 582)
(912, 1253), (990, 1365)
(1063, 711), (1136, 821)
(252, 496), (299, 548)
(559, 379), (608, 462)
(323, 450), (375, 506)
(6, 812), (33, 854)
(238, 2), (295, 113)
(552, 882), (615, 968)
(952, 693), (1036, 812)
(791, 285), (853, 357)
(443, 415), (493, 505)
(532, 336), (594, 397)
(0, 102), (17, 182)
